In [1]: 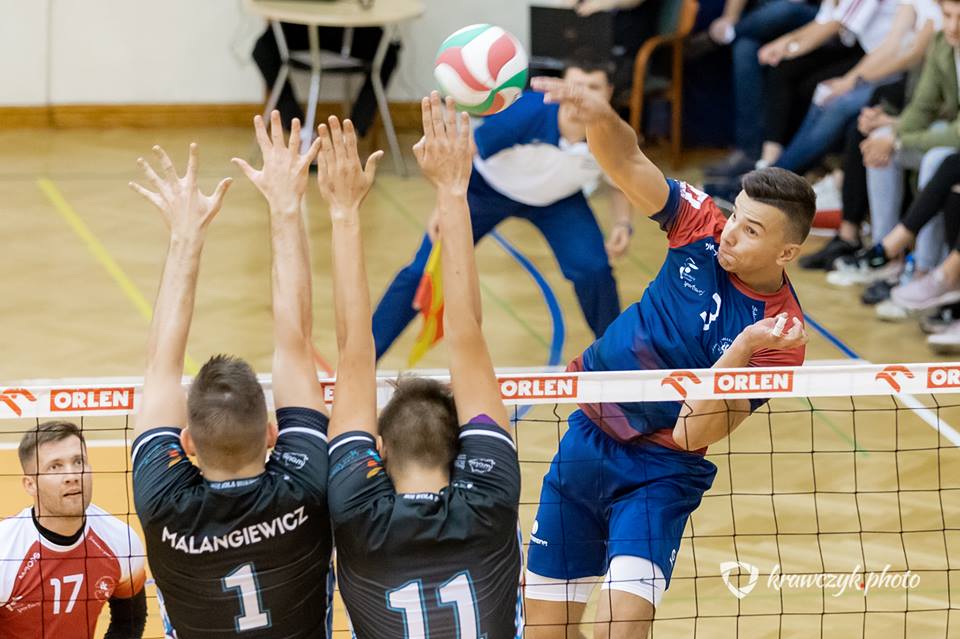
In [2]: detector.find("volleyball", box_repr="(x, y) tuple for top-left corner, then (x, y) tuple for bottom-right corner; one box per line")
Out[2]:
(433, 24), (528, 116)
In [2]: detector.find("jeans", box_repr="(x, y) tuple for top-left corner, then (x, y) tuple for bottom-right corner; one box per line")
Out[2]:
(371, 172), (621, 360)
(731, 0), (819, 158)
(866, 131), (955, 270)
(775, 79), (894, 174)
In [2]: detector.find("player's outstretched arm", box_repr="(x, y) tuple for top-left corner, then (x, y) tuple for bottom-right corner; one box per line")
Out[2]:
(532, 76), (669, 216)
(417, 92), (510, 429)
(233, 112), (326, 412)
(673, 314), (807, 450)
(316, 115), (383, 438)
(130, 144), (232, 439)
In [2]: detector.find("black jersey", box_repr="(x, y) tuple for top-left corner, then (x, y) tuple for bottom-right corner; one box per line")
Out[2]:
(328, 418), (522, 639)
(132, 407), (333, 639)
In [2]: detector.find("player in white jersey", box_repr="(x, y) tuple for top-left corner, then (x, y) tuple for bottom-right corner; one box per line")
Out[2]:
(0, 421), (147, 638)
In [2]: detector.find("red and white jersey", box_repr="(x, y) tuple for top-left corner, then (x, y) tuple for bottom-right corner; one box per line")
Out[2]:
(0, 504), (146, 639)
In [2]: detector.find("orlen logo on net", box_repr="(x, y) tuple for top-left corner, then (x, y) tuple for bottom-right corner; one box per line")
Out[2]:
(50, 388), (134, 412)
(499, 376), (578, 400)
(661, 371), (702, 399)
(0, 389), (37, 417)
(927, 366), (960, 389)
(714, 370), (794, 394)
(875, 365), (915, 392)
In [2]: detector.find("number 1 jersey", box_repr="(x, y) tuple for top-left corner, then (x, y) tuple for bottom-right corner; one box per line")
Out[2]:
(131, 407), (333, 638)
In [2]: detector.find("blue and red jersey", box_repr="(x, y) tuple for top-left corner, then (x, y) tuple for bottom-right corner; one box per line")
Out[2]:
(570, 179), (806, 451)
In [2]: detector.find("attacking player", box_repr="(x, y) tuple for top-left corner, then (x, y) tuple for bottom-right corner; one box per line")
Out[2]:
(129, 118), (333, 637)
(0, 421), (147, 639)
(322, 94), (522, 637)
(372, 57), (634, 360)
(523, 78), (813, 637)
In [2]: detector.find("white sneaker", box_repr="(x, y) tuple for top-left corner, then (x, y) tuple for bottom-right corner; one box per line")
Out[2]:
(875, 299), (910, 321)
(813, 174), (841, 213)
(928, 319), (960, 353)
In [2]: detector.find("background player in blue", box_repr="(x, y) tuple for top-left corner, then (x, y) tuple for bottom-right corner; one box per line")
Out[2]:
(321, 94), (522, 638)
(372, 58), (635, 359)
(129, 116), (333, 637)
(522, 78), (815, 637)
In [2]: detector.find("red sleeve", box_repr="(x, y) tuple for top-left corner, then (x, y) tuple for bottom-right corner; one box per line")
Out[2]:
(651, 179), (727, 248)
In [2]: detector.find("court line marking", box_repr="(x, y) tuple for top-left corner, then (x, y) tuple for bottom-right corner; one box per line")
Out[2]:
(37, 178), (201, 375)
(805, 311), (960, 446)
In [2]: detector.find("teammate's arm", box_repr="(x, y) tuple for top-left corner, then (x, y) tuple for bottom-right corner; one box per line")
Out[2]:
(316, 116), (383, 438)
(532, 76), (670, 216)
(418, 92), (510, 429)
(673, 314), (807, 450)
(606, 187), (635, 259)
(103, 590), (147, 639)
(233, 112), (325, 411)
(129, 144), (232, 439)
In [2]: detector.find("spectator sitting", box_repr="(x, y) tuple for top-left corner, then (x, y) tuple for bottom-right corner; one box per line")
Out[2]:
(252, 23), (400, 135)
(705, 0), (821, 178)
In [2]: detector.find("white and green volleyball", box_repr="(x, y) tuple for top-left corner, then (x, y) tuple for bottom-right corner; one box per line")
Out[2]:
(434, 24), (528, 116)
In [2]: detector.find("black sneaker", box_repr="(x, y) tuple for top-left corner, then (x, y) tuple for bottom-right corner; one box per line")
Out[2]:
(799, 235), (862, 270)
(920, 302), (960, 334)
(861, 279), (894, 305)
(704, 151), (757, 179)
(826, 243), (895, 286)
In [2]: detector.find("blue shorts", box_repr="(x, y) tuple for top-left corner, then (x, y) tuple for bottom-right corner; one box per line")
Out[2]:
(527, 410), (717, 586)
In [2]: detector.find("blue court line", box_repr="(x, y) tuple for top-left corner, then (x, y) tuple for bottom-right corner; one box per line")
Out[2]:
(803, 312), (861, 359)
(489, 231), (566, 421)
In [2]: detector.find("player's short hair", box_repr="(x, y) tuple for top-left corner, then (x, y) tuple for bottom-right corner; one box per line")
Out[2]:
(564, 48), (615, 82)
(378, 376), (459, 471)
(18, 421), (86, 473)
(187, 354), (268, 469)
(741, 168), (816, 243)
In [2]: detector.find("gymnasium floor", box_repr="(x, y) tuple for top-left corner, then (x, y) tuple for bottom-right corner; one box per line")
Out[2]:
(0, 126), (957, 637)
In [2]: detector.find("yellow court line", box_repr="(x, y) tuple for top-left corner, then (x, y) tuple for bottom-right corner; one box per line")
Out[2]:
(36, 178), (200, 375)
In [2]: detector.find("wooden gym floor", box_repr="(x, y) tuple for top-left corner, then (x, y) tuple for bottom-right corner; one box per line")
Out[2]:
(0, 126), (957, 637)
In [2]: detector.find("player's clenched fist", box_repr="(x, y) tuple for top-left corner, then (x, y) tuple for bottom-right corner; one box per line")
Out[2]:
(315, 115), (383, 218)
(414, 91), (474, 193)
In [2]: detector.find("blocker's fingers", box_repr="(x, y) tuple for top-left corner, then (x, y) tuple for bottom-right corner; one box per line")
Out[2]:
(363, 149), (384, 180)
(253, 114), (271, 151)
(128, 181), (163, 209)
(429, 91), (444, 135)
(303, 135), (323, 166)
(421, 96), (434, 139)
(328, 116), (345, 162)
(289, 118), (302, 155)
(443, 96), (457, 138)
(343, 119), (360, 160)
(152, 145), (179, 181)
(210, 177), (233, 207)
(137, 157), (164, 191)
(185, 143), (199, 185)
(458, 111), (470, 145)
(270, 110), (285, 148)
(230, 157), (258, 182)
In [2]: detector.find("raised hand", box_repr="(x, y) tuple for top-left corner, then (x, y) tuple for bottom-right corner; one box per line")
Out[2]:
(315, 116), (383, 219)
(413, 92), (473, 193)
(531, 76), (617, 125)
(129, 143), (232, 236)
(739, 313), (808, 353)
(232, 111), (321, 213)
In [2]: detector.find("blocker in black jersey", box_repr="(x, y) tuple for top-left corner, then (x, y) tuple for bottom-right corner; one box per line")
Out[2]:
(328, 418), (522, 639)
(132, 407), (333, 638)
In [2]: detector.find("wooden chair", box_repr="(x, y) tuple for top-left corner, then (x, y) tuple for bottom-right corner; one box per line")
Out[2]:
(628, 0), (699, 167)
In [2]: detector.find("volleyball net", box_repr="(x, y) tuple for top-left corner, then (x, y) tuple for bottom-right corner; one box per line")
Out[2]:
(0, 362), (958, 638)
